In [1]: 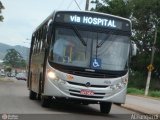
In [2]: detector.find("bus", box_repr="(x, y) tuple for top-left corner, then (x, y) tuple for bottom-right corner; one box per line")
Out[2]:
(27, 10), (136, 114)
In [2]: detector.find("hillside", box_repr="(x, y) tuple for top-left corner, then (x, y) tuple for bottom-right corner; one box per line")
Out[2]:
(0, 43), (29, 61)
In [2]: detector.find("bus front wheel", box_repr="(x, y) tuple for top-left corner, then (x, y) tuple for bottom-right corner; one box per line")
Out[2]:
(29, 90), (37, 100)
(41, 96), (52, 108)
(100, 102), (112, 114)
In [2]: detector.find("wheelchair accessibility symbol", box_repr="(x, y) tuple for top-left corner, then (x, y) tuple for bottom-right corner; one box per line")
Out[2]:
(91, 58), (101, 69)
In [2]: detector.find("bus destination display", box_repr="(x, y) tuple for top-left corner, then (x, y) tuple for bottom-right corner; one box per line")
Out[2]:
(55, 12), (130, 31)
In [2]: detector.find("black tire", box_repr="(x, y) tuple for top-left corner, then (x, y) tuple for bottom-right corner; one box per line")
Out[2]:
(37, 93), (41, 100)
(41, 96), (52, 108)
(100, 102), (112, 114)
(114, 103), (121, 106)
(81, 102), (89, 105)
(29, 90), (37, 100)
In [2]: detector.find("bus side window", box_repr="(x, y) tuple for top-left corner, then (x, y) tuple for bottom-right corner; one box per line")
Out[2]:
(38, 30), (42, 53)
(40, 40), (42, 52)
(38, 30), (41, 53)
(33, 36), (37, 55)
(35, 40), (37, 54)
(30, 35), (35, 56)
(41, 26), (46, 52)
(34, 32), (38, 54)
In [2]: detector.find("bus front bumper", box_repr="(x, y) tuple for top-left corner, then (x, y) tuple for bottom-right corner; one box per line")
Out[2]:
(43, 78), (127, 104)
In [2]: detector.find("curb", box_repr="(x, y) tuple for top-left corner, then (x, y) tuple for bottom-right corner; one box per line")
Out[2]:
(122, 104), (149, 114)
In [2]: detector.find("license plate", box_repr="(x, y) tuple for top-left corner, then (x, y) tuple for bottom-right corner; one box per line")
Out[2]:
(80, 89), (94, 96)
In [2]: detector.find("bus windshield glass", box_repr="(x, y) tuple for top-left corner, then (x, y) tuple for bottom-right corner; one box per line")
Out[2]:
(50, 27), (130, 71)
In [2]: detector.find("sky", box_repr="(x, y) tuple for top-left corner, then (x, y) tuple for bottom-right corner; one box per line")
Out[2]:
(0, 0), (93, 47)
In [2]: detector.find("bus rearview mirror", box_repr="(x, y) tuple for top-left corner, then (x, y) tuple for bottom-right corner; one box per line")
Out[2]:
(131, 41), (137, 56)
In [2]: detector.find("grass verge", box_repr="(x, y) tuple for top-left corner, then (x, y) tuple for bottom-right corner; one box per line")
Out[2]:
(127, 88), (160, 98)
(0, 77), (15, 82)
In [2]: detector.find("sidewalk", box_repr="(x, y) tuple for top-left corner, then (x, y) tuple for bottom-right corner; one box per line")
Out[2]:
(122, 94), (160, 114)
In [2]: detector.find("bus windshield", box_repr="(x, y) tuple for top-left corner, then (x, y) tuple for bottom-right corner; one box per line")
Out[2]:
(49, 27), (130, 71)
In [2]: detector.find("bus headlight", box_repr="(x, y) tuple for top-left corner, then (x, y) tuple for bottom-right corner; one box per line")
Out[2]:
(110, 79), (128, 90)
(47, 70), (59, 80)
(122, 78), (128, 85)
(110, 83), (123, 90)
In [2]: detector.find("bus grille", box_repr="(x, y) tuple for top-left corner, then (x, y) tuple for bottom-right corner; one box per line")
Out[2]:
(67, 81), (108, 88)
(63, 69), (117, 78)
(73, 71), (106, 78)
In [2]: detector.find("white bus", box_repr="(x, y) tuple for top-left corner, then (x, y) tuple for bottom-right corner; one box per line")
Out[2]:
(27, 10), (136, 114)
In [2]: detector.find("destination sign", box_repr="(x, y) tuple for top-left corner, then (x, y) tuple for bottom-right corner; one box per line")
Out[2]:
(69, 15), (117, 28)
(55, 12), (131, 31)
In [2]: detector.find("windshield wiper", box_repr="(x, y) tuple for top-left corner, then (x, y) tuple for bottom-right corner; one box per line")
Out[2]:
(71, 26), (87, 46)
(97, 32), (112, 48)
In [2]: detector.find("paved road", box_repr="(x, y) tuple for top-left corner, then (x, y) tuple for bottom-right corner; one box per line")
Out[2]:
(0, 78), (137, 120)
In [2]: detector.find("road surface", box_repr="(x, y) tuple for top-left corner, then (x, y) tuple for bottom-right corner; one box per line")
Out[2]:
(0, 77), (138, 120)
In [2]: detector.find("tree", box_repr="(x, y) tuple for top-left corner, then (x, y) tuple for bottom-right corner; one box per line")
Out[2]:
(91, 0), (132, 18)
(4, 66), (12, 76)
(130, 0), (160, 53)
(0, 1), (4, 22)
(3, 49), (27, 68)
(128, 0), (160, 79)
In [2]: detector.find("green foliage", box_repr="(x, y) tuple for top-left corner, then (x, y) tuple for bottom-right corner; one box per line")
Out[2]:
(128, 71), (146, 89)
(127, 88), (144, 95)
(149, 91), (160, 98)
(4, 66), (12, 72)
(131, 53), (150, 72)
(91, 0), (131, 18)
(129, 70), (160, 90)
(130, 0), (160, 54)
(128, 88), (160, 98)
(3, 49), (27, 68)
(0, 1), (4, 22)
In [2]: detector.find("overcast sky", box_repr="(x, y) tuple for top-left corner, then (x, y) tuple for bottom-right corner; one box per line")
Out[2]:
(0, 0), (93, 47)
